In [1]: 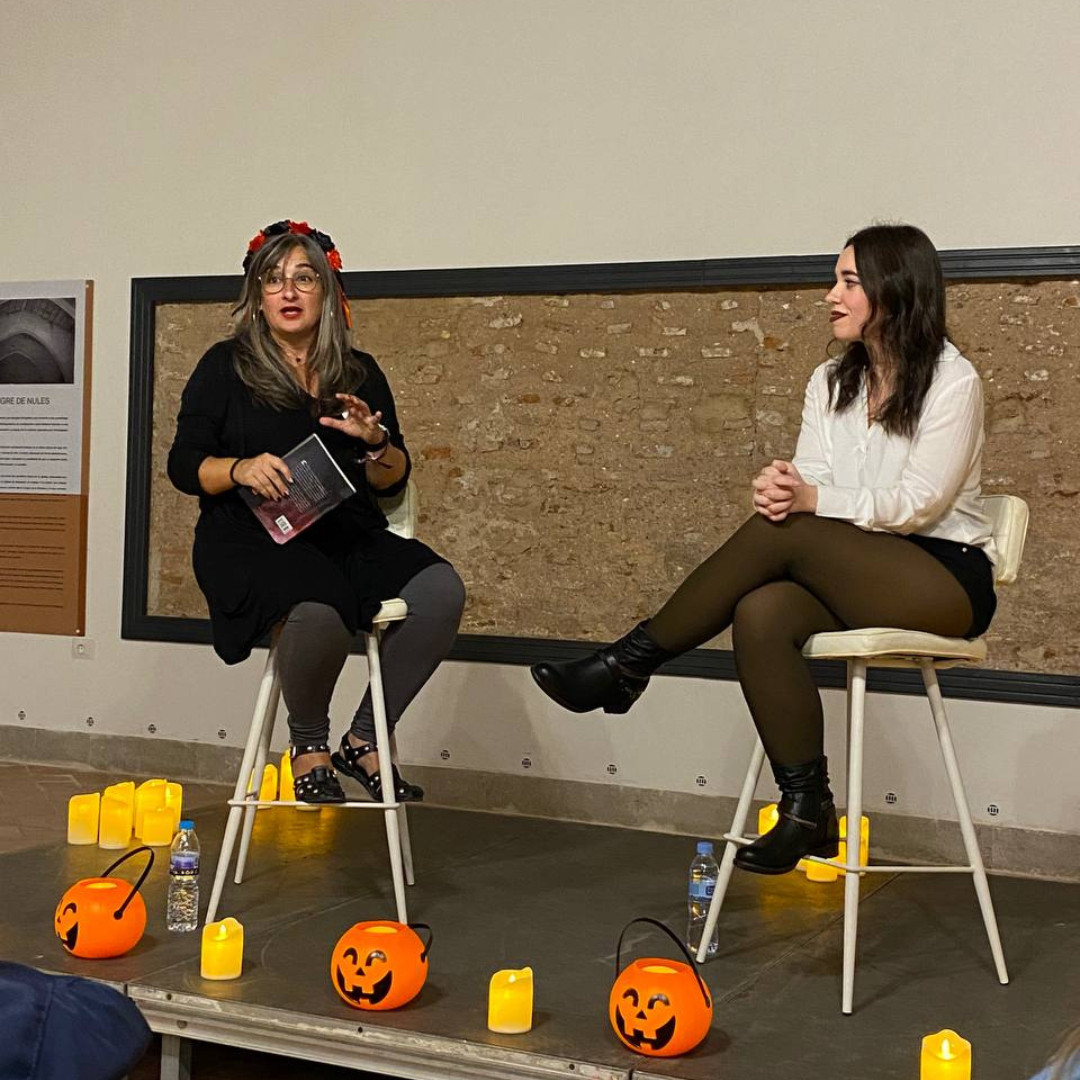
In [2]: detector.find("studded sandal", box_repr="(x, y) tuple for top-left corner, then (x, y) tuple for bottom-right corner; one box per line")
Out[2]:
(331, 736), (425, 803)
(290, 743), (346, 804)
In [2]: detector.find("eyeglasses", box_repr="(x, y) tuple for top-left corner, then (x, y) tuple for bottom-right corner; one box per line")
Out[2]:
(260, 269), (322, 294)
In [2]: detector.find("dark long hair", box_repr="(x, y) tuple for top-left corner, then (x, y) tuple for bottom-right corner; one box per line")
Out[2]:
(826, 224), (946, 437)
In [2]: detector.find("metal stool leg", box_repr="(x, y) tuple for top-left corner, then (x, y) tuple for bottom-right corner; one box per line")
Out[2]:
(841, 659), (866, 1014)
(391, 734), (415, 886)
(697, 734), (767, 963)
(159, 1033), (192, 1080)
(920, 660), (1009, 984)
(206, 641), (279, 925)
(367, 626), (409, 923)
(235, 659), (280, 886)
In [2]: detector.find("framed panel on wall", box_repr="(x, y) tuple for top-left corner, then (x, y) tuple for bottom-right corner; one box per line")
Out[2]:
(122, 248), (1080, 707)
(0, 279), (93, 636)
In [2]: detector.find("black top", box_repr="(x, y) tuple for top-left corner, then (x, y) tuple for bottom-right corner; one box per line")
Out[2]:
(167, 340), (444, 664)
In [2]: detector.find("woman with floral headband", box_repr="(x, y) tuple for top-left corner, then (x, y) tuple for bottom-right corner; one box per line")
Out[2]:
(168, 220), (465, 804)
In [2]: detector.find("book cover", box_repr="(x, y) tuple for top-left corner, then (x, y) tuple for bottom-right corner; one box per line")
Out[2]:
(239, 433), (356, 544)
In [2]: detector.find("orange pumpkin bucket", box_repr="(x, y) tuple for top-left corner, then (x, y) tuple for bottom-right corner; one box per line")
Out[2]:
(330, 920), (432, 1011)
(609, 917), (713, 1057)
(54, 846), (155, 959)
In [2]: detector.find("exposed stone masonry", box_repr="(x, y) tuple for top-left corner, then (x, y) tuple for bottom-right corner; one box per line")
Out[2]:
(149, 280), (1078, 675)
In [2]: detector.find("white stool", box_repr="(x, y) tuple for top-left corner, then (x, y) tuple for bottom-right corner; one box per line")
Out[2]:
(205, 482), (420, 926)
(697, 494), (1030, 1014)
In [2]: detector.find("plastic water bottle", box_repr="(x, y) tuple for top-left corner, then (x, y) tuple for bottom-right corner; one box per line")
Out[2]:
(166, 820), (200, 932)
(686, 840), (719, 959)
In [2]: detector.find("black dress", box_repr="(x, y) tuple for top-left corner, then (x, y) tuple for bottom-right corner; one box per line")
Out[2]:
(167, 340), (445, 664)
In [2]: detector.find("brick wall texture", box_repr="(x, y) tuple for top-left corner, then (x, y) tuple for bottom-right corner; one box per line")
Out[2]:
(148, 280), (1079, 675)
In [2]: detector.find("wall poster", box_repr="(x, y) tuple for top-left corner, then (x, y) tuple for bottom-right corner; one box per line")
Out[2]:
(0, 280), (93, 635)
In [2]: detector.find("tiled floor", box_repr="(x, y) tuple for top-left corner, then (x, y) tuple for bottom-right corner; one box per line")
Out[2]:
(0, 761), (381, 1080)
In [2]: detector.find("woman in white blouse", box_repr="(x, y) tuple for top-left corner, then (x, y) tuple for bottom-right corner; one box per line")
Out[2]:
(532, 224), (996, 874)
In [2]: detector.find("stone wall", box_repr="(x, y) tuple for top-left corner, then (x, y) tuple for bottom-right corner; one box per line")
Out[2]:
(147, 279), (1079, 675)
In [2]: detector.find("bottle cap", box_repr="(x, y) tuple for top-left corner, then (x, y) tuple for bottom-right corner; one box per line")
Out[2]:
(179, 819), (194, 830)
(696, 840), (714, 855)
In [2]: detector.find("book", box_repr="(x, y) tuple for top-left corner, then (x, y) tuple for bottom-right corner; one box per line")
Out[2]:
(239, 433), (356, 544)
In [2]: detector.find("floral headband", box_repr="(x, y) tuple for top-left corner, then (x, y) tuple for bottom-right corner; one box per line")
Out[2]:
(244, 219), (351, 327)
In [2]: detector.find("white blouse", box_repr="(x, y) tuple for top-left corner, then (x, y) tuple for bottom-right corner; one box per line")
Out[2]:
(793, 341), (997, 564)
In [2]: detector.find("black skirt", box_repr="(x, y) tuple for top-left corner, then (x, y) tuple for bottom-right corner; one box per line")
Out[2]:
(903, 534), (997, 638)
(193, 500), (444, 665)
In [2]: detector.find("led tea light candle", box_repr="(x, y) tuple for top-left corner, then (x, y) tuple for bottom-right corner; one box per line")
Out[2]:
(201, 917), (244, 980)
(103, 782), (135, 835)
(67, 792), (100, 845)
(488, 967), (533, 1034)
(920, 1029), (972, 1079)
(279, 752), (295, 802)
(141, 805), (174, 846)
(98, 797), (132, 849)
(258, 764), (278, 806)
(804, 854), (839, 883)
(164, 782), (183, 831)
(134, 779), (167, 838)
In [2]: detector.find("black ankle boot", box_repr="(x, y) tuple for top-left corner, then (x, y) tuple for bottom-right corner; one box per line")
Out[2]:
(735, 755), (839, 875)
(530, 621), (675, 714)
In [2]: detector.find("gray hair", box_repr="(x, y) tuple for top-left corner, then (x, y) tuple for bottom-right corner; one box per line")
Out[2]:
(229, 231), (361, 411)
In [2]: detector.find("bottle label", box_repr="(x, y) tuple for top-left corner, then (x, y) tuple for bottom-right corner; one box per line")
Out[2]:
(689, 879), (715, 901)
(170, 854), (199, 876)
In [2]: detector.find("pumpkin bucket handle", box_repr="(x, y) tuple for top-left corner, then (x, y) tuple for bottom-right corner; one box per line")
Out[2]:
(614, 916), (711, 1009)
(100, 845), (155, 921)
(408, 922), (433, 962)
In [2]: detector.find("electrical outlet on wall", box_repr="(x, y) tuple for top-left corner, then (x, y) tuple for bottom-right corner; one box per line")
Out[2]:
(71, 638), (95, 660)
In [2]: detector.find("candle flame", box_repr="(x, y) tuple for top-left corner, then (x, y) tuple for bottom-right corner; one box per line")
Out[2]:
(215, 925), (229, 940)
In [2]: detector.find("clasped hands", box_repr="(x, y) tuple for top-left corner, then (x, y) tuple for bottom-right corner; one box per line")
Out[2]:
(752, 459), (817, 522)
(231, 394), (386, 500)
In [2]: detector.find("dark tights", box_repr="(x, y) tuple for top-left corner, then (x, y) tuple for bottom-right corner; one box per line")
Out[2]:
(646, 513), (973, 765)
(276, 563), (466, 748)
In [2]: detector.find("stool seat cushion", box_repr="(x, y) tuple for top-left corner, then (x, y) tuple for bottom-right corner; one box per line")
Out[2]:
(373, 597), (408, 625)
(803, 628), (987, 664)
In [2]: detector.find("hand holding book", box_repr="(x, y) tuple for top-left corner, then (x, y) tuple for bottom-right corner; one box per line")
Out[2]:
(231, 452), (293, 500)
(238, 434), (355, 544)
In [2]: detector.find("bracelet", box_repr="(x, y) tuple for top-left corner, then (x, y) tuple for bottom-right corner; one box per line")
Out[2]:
(228, 457), (243, 485)
(364, 442), (390, 465)
(363, 423), (390, 453)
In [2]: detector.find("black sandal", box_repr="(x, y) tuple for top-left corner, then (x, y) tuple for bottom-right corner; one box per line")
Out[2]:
(331, 737), (425, 803)
(290, 743), (346, 804)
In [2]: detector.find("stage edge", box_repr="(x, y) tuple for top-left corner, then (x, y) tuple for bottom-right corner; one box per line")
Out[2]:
(129, 984), (633, 1080)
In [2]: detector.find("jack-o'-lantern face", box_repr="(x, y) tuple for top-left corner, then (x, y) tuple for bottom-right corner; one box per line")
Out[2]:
(330, 921), (430, 1011)
(609, 960), (712, 1057)
(54, 879), (147, 960)
(336, 944), (393, 1006)
(615, 981), (677, 1051)
(55, 901), (79, 952)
